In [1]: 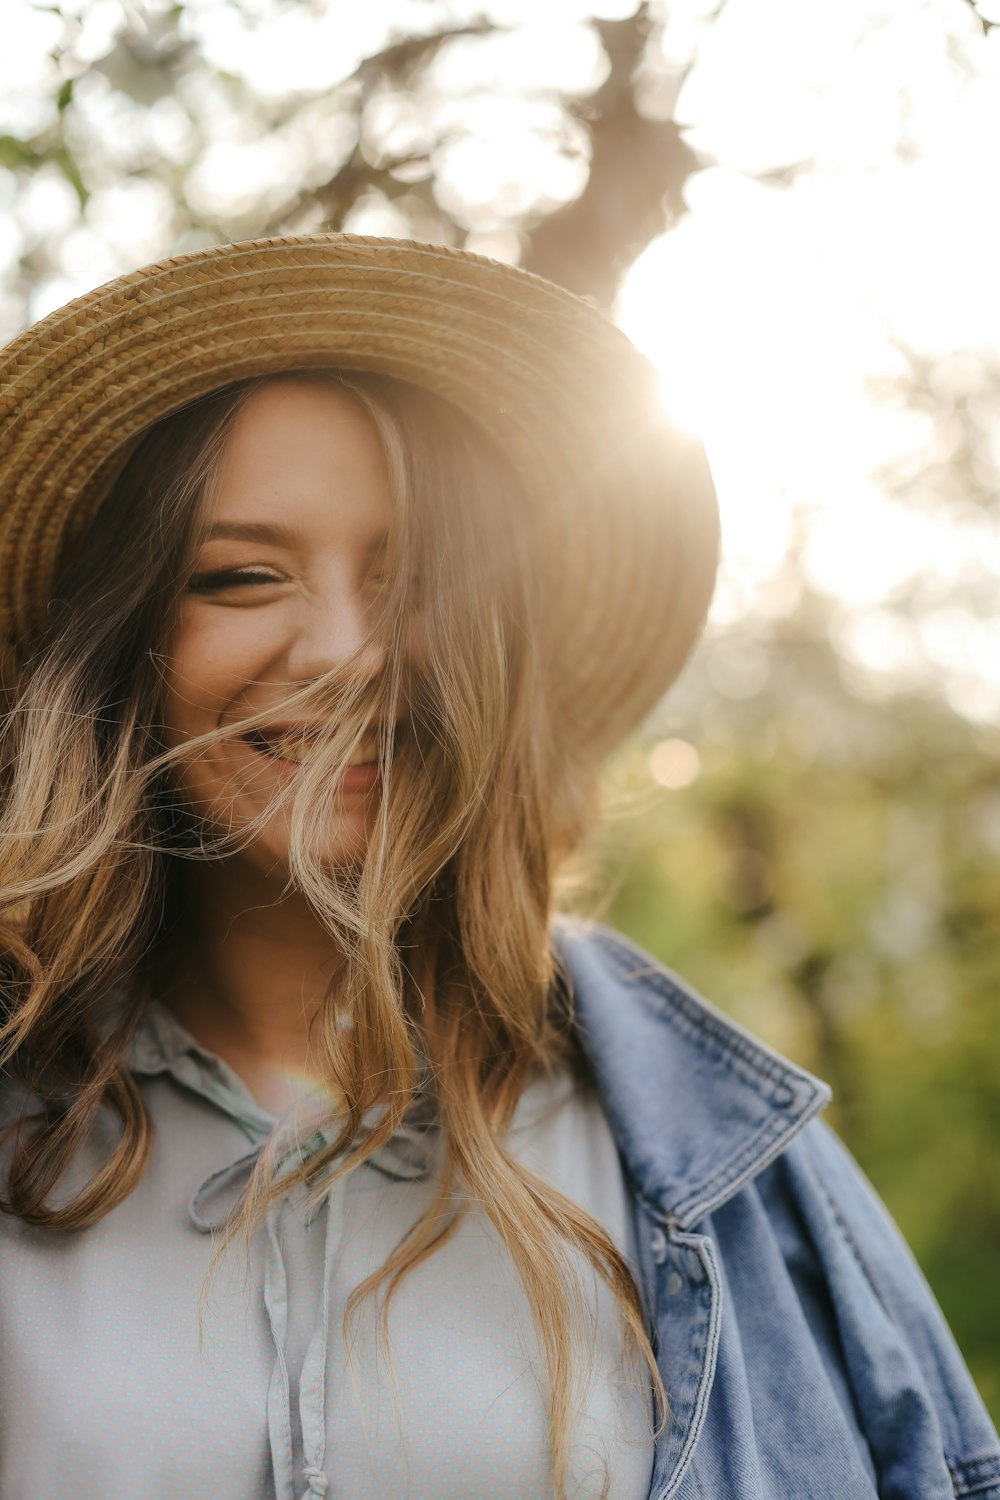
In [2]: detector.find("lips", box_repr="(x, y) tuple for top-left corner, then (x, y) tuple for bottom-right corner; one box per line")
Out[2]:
(240, 726), (383, 768)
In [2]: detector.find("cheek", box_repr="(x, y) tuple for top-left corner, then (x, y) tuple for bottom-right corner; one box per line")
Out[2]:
(160, 609), (273, 737)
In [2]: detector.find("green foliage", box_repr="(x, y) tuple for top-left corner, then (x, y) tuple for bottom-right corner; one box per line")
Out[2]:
(574, 615), (1000, 1418)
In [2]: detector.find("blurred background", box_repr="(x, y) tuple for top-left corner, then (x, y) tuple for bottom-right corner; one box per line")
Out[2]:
(2, 0), (998, 1413)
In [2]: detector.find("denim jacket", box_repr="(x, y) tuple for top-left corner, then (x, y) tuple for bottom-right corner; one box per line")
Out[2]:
(555, 918), (1000, 1500)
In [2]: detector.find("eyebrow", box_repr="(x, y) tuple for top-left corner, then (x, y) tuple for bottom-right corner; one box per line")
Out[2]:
(198, 521), (297, 545)
(198, 521), (389, 553)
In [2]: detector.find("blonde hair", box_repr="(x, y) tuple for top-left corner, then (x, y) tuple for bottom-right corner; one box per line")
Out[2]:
(0, 369), (665, 1495)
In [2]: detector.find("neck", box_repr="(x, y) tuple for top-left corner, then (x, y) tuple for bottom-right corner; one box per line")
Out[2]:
(157, 857), (347, 1112)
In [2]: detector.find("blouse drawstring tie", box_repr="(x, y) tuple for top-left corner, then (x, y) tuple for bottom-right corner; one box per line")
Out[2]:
(189, 1136), (337, 1500)
(187, 1103), (439, 1500)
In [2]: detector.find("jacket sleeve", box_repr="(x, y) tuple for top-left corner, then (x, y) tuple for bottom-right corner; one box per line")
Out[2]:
(771, 1117), (1000, 1500)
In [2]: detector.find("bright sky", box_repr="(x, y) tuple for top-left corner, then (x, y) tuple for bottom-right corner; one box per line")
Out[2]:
(2, 0), (999, 720)
(616, 0), (1000, 723)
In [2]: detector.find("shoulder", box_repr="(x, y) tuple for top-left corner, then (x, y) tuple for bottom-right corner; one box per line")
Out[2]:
(551, 915), (831, 1223)
(743, 1118), (1000, 1497)
(553, 919), (1000, 1497)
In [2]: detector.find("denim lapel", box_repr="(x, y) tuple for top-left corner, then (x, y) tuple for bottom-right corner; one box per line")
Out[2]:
(552, 916), (830, 1230)
(553, 918), (832, 1499)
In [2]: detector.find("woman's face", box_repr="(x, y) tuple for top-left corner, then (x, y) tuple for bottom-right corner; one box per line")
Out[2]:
(160, 377), (398, 877)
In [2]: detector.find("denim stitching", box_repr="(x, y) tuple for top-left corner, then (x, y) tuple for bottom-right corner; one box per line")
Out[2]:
(591, 929), (809, 1105)
(670, 1112), (812, 1226)
(659, 1232), (723, 1500)
(804, 1136), (978, 1476)
(585, 927), (829, 1225)
(949, 1451), (1000, 1496)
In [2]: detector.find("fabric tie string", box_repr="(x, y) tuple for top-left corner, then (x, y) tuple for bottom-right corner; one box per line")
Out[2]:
(186, 1094), (440, 1500)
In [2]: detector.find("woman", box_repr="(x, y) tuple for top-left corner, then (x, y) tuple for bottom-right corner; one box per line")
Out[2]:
(0, 235), (996, 1500)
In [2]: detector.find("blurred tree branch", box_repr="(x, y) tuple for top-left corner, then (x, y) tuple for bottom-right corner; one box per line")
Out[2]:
(263, 20), (495, 236)
(960, 0), (999, 35)
(7, 1), (725, 316)
(521, 5), (702, 305)
(264, 2), (715, 310)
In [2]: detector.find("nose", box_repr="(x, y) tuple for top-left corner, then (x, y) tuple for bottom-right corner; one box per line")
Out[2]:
(284, 580), (389, 684)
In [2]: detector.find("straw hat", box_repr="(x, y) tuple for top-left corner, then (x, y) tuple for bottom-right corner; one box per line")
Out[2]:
(0, 233), (719, 758)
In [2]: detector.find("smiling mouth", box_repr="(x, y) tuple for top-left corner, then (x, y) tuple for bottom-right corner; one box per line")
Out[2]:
(240, 730), (380, 768)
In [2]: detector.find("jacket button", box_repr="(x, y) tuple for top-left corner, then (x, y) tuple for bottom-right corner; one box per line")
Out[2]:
(665, 1271), (683, 1296)
(650, 1227), (668, 1264)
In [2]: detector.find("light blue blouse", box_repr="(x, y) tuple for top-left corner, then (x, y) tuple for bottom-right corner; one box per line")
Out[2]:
(0, 998), (654, 1500)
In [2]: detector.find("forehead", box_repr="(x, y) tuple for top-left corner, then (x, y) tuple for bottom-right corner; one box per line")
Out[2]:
(202, 378), (392, 541)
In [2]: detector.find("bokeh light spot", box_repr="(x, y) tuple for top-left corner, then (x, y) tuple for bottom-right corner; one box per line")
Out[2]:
(649, 738), (701, 789)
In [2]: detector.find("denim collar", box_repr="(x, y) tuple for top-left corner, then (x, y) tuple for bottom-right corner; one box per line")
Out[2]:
(551, 917), (831, 1231)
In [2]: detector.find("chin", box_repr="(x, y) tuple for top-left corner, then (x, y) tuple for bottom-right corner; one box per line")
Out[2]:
(246, 816), (375, 880)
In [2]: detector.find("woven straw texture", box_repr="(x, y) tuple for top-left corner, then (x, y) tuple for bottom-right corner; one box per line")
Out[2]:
(0, 233), (719, 755)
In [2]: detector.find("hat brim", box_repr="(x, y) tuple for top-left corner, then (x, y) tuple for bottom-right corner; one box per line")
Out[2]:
(0, 233), (719, 756)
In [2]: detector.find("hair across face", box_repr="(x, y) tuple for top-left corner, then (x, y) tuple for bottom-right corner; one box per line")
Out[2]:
(159, 378), (403, 879)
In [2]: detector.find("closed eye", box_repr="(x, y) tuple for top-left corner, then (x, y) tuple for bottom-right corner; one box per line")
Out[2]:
(186, 566), (283, 594)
